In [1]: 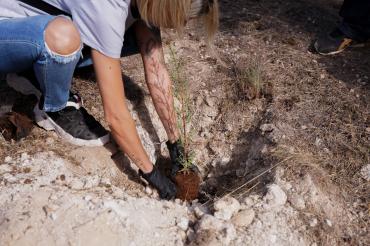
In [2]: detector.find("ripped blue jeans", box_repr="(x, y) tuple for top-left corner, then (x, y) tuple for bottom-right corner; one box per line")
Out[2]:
(0, 15), (82, 112)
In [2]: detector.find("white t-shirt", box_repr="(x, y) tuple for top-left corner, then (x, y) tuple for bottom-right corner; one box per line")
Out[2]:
(0, 0), (137, 58)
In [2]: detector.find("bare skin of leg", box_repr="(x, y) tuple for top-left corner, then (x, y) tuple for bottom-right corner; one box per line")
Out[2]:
(134, 21), (180, 144)
(45, 17), (81, 55)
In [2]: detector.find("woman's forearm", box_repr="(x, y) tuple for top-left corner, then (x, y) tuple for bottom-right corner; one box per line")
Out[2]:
(91, 49), (153, 173)
(135, 22), (180, 143)
(143, 51), (179, 143)
(108, 109), (153, 173)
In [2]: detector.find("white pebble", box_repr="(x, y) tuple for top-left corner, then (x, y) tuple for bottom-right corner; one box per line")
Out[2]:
(20, 153), (29, 161)
(325, 219), (332, 227)
(177, 217), (189, 231)
(214, 197), (241, 221)
(145, 186), (153, 195)
(360, 164), (370, 181)
(265, 184), (287, 207)
(84, 195), (92, 201)
(232, 209), (255, 228)
(309, 218), (318, 227)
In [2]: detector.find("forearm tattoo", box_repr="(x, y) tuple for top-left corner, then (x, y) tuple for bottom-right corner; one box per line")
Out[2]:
(139, 28), (179, 141)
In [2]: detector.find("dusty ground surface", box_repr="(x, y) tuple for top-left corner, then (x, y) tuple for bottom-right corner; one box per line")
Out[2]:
(0, 0), (369, 245)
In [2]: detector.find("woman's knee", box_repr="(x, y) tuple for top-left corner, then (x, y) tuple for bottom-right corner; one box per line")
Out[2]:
(45, 17), (81, 56)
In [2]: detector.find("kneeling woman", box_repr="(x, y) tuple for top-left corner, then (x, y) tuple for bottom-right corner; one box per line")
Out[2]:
(0, 0), (219, 199)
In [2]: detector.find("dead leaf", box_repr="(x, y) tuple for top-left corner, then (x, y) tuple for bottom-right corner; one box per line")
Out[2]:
(0, 112), (33, 141)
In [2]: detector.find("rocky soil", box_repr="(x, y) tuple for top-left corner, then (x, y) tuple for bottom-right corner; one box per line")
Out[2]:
(1, 0), (369, 245)
(0, 152), (320, 245)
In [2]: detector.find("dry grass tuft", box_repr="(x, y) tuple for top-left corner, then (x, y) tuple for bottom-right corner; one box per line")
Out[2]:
(232, 58), (267, 101)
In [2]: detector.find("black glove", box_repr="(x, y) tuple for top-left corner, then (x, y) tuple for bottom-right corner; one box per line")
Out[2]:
(166, 140), (199, 177)
(140, 166), (177, 200)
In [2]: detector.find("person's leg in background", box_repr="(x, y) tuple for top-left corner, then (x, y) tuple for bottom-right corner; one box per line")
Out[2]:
(314, 0), (370, 55)
(0, 15), (109, 146)
(339, 0), (370, 42)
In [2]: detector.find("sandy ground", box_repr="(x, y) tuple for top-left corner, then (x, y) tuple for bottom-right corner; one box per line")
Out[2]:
(0, 0), (369, 245)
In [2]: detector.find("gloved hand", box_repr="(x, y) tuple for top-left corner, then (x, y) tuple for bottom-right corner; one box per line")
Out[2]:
(140, 166), (177, 200)
(166, 139), (199, 177)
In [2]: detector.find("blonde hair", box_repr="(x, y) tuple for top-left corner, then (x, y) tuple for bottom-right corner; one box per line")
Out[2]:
(136, 0), (219, 41)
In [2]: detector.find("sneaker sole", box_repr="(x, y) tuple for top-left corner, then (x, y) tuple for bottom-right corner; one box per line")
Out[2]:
(314, 42), (366, 56)
(34, 102), (110, 147)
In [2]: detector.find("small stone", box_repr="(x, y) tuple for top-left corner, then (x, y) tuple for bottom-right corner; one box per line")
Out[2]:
(255, 220), (263, 229)
(69, 179), (84, 190)
(194, 207), (205, 219)
(177, 217), (189, 231)
(265, 184), (287, 207)
(100, 177), (111, 186)
(4, 156), (12, 163)
(301, 125), (307, 130)
(50, 213), (57, 221)
(186, 228), (196, 242)
(214, 197), (241, 220)
(42, 204), (59, 220)
(0, 164), (12, 173)
(84, 195), (92, 201)
(242, 197), (255, 208)
(221, 157), (231, 165)
(196, 215), (224, 231)
(112, 187), (124, 198)
(20, 153), (29, 161)
(84, 175), (100, 189)
(204, 95), (215, 107)
(325, 219), (332, 227)
(360, 164), (370, 181)
(260, 124), (275, 133)
(232, 209), (255, 228)
(309, 218), (318, 227)
(289, 194), (306, 210)
(3, 173), (17, 183)
(145, 186), (153, 195)
(269, 234), (277, 243)
(49, 194), (58, 201)
(222, 223), (237, 244)
(261, 145), (269, 154)
(226, 123), (233, 132)
(179, 230), (187, 241)
(46, 137), (54, 145)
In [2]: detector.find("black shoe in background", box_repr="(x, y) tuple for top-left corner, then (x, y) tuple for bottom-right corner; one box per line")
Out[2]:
(314, 28), (365, 55)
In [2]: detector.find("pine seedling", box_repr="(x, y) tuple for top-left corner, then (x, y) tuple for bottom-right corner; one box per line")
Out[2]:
(169, 45), (195, 172)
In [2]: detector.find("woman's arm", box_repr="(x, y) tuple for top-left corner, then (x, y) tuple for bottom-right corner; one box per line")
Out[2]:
(134, 21), (180, 143)
(91, 49), (153, 173)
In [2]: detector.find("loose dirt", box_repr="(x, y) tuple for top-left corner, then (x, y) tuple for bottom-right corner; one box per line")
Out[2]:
(0, 0), (369, 245)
